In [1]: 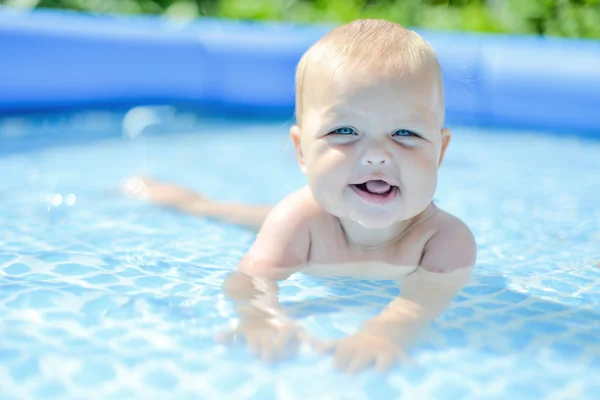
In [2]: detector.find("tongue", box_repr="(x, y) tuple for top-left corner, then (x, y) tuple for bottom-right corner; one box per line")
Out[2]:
(365, 180), (391, 194)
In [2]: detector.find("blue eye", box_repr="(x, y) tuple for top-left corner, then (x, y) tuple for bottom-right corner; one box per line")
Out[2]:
(332, 127), (357, 135)
(392, 129), (418, 137)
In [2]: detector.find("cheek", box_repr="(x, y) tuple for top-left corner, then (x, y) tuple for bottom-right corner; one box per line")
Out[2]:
(304, 145), (352, 209)
(305, 144), (350, 184)
(402, 149), (439, 195)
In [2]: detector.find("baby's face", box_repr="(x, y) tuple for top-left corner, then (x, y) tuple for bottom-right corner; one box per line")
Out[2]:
(292, 66), (449, 229)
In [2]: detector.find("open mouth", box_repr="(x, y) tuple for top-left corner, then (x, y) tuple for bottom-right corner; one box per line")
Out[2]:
(349, 180), (398, 205)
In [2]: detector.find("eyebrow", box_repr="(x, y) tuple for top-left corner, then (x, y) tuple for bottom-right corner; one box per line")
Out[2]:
(323, 104), (436, 127)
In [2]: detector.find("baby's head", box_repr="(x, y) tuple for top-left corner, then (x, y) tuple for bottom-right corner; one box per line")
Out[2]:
(290, 19), (450, 229)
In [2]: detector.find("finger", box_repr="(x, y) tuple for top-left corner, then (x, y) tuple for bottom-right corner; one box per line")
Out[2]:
(346, 351), (374, 375)
(376, 353), (396, 372)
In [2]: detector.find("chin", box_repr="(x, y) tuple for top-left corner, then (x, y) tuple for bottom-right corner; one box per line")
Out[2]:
(348, 210), (402, 230)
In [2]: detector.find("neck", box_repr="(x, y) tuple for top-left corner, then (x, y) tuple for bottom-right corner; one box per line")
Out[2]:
(338, 203), (436, 250)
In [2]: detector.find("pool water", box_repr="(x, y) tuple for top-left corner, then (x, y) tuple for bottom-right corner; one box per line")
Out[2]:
(0, 108), (599, 399)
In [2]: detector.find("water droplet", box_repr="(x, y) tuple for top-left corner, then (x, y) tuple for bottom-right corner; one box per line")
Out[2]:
(65, 193), (76, 206)
(50, 194), (63, 206)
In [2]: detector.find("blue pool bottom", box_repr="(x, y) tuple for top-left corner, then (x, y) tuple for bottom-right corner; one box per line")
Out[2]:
(0, 108), (599, 399)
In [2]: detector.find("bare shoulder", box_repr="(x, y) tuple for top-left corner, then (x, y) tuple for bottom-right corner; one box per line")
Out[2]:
(239, 186), (317, 278)
(263, 186), (321, 226)
(419, 208), (477, 273)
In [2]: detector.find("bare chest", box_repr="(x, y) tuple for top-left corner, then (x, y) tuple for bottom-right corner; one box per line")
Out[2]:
(303, 221), (430, 279)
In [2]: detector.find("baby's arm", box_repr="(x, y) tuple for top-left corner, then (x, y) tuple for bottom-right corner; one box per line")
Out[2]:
(368, 221), (475, 341)
(123, 176), (271, 230)
(330, 220), (476, 373)
(220, 190), (312, 360)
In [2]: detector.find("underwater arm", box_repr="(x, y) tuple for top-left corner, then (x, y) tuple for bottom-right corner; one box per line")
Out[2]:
(365, 221), (476, 345)
(362, 266), (473, 348)
(219, 191), (312, 360)
(329, 222), (476, 373)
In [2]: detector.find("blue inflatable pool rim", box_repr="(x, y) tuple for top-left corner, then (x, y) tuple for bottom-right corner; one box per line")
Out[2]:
(1, 7), (599, 135)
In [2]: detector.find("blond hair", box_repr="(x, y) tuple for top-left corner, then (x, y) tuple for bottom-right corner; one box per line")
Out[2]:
(294, 19), (443, 126)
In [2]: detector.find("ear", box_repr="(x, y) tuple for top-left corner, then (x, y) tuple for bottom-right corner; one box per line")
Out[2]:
(439, 127), (451, 166)
(290, 125), (306, 173)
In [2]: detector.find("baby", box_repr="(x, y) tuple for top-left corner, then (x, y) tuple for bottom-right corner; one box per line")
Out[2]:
(125, 19), (476, 373)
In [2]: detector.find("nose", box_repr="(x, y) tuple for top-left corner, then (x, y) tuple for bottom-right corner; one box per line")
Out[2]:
(361, 147), (391, 165)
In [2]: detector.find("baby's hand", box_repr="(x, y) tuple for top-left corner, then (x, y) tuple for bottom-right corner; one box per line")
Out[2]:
(122, 176), (210, 209)
(217, 317), (306, 362)
(320, 331), (408, 374)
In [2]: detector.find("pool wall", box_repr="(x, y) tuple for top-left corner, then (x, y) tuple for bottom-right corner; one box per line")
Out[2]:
(1, 6), (599, 136)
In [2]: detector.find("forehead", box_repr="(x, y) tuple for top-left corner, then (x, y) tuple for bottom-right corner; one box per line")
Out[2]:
(303, 63), (443, 126)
